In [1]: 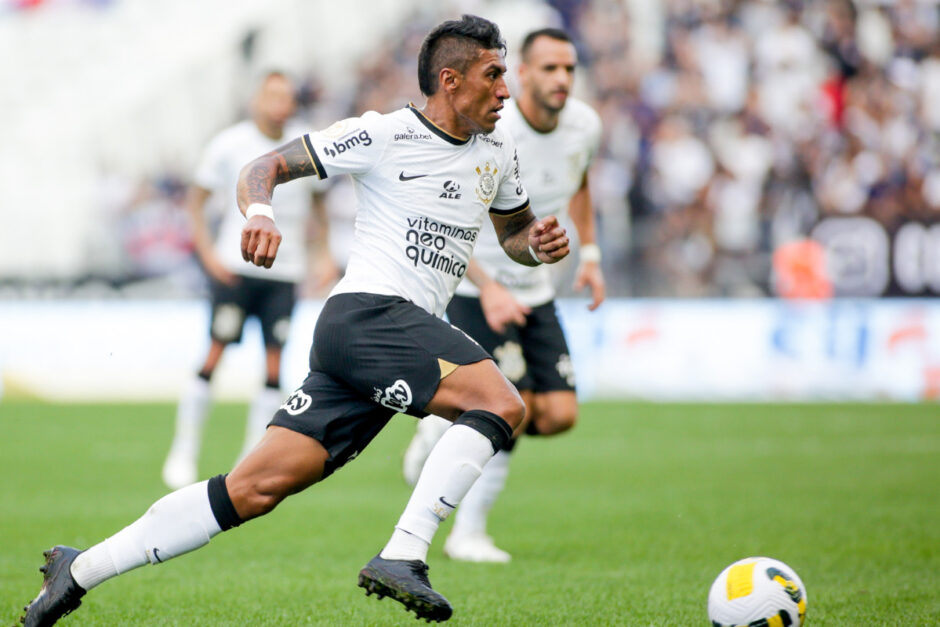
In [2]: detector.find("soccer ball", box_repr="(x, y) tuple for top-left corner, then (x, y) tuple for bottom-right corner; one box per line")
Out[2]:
(707, 556), (807, 627)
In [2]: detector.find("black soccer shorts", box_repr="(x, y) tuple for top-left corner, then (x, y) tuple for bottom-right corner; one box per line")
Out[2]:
(270, 293), (492, 477)
(445, 294), (576, 393)
(208, 276), (296, 347)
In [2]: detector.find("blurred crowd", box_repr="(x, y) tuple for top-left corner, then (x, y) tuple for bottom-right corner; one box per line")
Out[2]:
(92, 0), (940, 299)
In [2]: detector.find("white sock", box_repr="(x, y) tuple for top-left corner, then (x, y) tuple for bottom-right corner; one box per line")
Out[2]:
(239, 385), (281, 459)
(452, 449), (511, 537)
(382, 424), (495, 562)
(70, 480), (222, 590)
(167, 376), (211, 462)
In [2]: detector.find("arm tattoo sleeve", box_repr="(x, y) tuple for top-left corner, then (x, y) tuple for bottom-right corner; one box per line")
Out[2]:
(238, 138), (318, 209)
(495, 209), (538, 266)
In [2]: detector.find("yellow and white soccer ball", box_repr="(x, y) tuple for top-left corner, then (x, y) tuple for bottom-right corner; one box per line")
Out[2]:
(707, 556), (807, 627)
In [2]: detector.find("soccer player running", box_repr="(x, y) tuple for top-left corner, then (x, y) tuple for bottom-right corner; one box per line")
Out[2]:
(402, 27), (605, 563)
(21, 15), (569, 626)
(162, 70), (329, 490)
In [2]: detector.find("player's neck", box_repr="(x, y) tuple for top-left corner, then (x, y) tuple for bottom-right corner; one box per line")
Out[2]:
(420, 100), (472, 141)
(254, 118), (285, 141)
(517, 96), (560, 133)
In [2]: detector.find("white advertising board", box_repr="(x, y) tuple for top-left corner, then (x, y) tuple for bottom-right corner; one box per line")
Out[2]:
(1, 299), (938, 402)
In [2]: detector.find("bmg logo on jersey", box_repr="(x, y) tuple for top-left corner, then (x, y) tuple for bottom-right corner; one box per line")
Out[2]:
(322, 129), (373, 157)
(440, 180), (461, 200)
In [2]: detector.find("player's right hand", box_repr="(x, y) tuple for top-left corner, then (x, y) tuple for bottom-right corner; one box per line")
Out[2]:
(480, 281), (531, 334)
(241, 216), (281, 268)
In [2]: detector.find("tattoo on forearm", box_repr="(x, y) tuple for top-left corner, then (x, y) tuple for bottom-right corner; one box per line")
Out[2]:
(239, 138), (317, 208)
(497, 210), (538, 266)
(241, 159), (278, 206)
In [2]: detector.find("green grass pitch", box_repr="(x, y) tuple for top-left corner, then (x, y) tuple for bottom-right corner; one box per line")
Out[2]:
(1, 401), (938, 625)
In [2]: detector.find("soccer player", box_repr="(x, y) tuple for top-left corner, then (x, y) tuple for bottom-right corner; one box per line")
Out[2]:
(162, 70), (328, 490)
(402, 27), (605, 563)
(21, 15), (569, 626)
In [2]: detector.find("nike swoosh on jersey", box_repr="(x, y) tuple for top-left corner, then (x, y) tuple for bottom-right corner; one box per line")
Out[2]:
(399, 172), (428, 181)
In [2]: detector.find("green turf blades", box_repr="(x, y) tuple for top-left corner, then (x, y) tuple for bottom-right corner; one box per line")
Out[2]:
(0, 401), (937, 625)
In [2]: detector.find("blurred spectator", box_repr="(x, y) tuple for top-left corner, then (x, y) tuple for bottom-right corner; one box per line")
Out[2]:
(47, 0), (940, 300)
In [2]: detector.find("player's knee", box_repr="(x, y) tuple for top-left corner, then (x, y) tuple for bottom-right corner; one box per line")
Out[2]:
(532, 397), (578, 435)
(492, 390), (526, 430)
(539, 409), (577, 435)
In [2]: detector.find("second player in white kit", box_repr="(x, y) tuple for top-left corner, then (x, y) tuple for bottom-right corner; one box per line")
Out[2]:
(403, 27), (607, 564)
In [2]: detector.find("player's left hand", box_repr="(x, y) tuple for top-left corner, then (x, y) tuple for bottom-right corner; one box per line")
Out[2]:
(241, 216), (282, 268)
(573, 261), (606, 311)
(528, 215), (569, 264)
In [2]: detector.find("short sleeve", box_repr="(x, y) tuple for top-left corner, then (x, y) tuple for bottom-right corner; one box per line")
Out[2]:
(489, 145), (529, 216)
(302, 111), (388, 180)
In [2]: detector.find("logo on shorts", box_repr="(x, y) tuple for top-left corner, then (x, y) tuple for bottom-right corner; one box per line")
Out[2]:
(273, 318), (291, 345)
(556, 354), (576, 387)
(493, 341), (526, 383)
(212, 304), (244, 342)
(375, 379), (412, 413)
(281, 389), (313, 415)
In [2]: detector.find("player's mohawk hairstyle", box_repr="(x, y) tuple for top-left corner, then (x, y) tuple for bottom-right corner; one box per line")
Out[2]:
(418, 14), (506, 97)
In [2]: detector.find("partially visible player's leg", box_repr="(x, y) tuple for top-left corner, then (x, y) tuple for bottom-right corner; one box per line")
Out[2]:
(362, 359), (520, 621)
(529, 389), (578, 435)
(240, 279), (295, 460)
(402, 414), (451, 487)
(163, 339), (227, 490)
(381, 358), (522, 560)
(22, 427), (328, 626)
(239, 345), (283, 461)
(448, 302), (578, 562)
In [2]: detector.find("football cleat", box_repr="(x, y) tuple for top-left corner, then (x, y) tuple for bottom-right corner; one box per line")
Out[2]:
(358, 554), (453, 622)
(21, 546), (86, 627)
(444, 532), (511, 563)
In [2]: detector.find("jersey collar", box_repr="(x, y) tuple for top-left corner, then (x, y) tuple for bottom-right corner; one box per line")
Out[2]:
(407, 104), (470, 146)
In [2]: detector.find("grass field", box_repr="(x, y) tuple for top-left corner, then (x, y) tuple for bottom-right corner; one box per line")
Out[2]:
(1, 401), (938, 626)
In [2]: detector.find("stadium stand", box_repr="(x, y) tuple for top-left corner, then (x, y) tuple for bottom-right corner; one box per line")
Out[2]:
(3, 0), (940, 299)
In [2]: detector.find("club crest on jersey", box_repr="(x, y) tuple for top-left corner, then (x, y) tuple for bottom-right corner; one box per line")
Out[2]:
(475, 162), (498, 204)
(373, 379), (413, 412)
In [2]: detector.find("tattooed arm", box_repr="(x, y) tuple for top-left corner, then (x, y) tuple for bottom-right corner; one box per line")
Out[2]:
(236, 137), (319, 213)
(236, 137), (319, 268)
(490, 207), (570, 266)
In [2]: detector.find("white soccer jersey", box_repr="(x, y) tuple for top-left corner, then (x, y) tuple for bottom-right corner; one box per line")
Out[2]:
(303, 105), (529, 317)
(195, 119), (321, 282)
(455, 97), (602, 306)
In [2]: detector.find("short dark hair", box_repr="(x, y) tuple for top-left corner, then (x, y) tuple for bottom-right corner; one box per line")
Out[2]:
(520, 27), (572, 61)
(418, 14), (506, 97)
